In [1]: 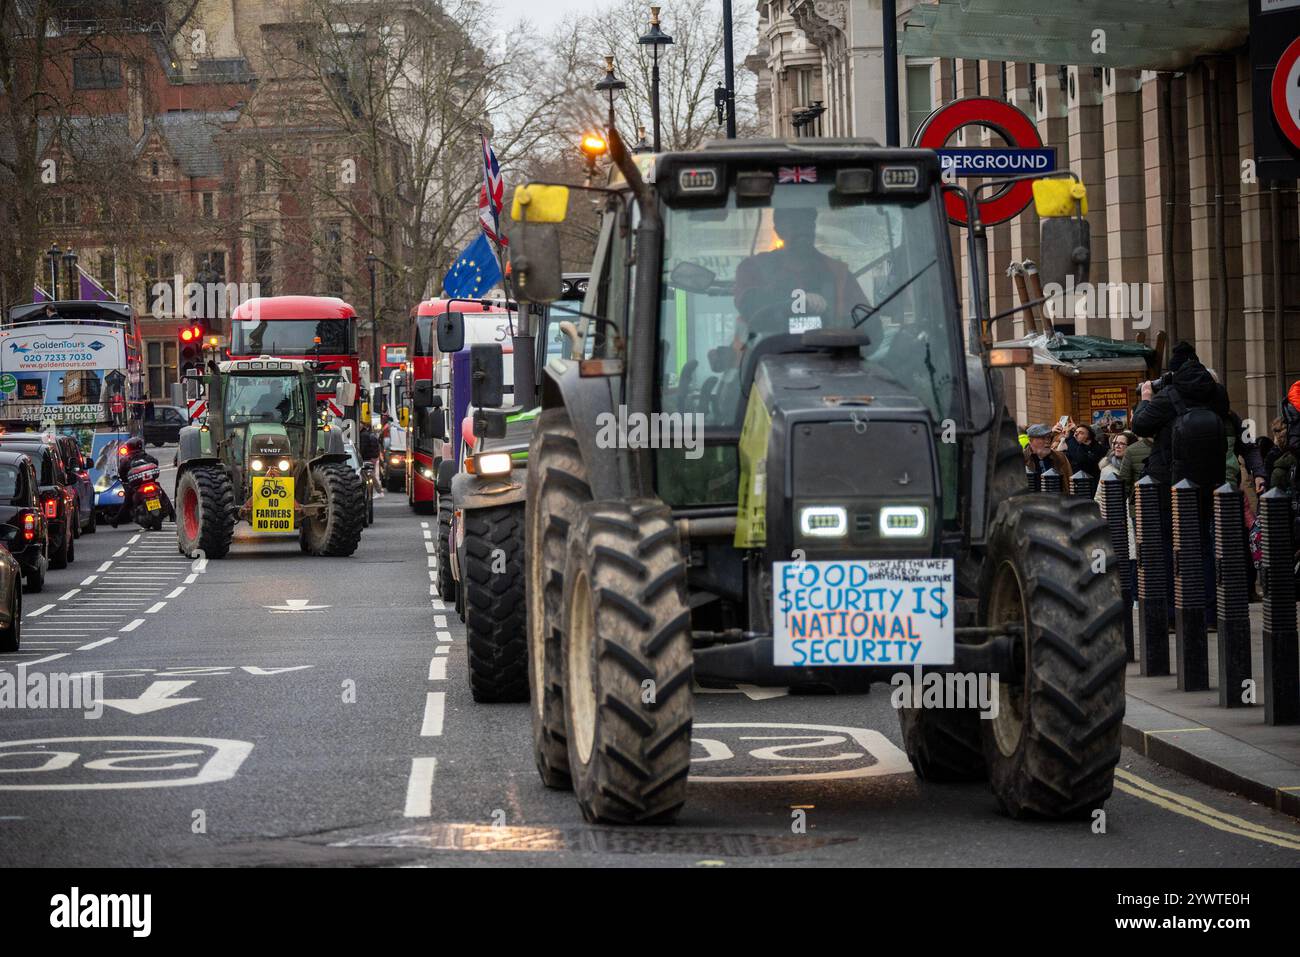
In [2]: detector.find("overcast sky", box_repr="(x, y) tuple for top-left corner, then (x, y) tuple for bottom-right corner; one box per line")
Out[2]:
(491, 0), (590, 32)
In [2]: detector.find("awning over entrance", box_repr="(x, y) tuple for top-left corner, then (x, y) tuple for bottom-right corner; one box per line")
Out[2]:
(901, 0), (1248, 72)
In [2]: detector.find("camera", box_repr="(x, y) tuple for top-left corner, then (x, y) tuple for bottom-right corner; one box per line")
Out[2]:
(1137, 371), (1174, 400)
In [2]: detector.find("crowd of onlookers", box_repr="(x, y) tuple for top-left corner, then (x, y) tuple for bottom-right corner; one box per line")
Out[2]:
(1019, 341), (1294, 614)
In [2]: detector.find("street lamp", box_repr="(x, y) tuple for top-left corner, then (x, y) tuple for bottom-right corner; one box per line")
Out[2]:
(638, 5), (673, 152)
(632, 126), (652, 154)
(62, 247), (78, 301)
(594, 55), (626, 132)
(365, 251), (379, 390)
(47, 243), (61, 300)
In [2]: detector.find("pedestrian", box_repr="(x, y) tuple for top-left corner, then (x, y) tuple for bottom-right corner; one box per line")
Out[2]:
(1095, 431), (1136, 599)
(1060, 420), (1106, 479)
(1132, 341), (1230, 625)
(1023, 423), (1071, 478)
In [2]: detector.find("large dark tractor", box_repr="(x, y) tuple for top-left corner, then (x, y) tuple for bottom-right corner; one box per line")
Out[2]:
(174, 357), (364, 559)
(485, 131), (1124, 824)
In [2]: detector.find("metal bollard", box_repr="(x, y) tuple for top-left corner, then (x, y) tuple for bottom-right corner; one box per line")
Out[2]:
(1213, 483), (1252, 708)
(1041, 467), (1062, 495)
(1135, 475), (1170, 676)
(1101, 472), (1135, 661)
(1026, 466), (1040, 493)
(1069, 469), (1093, 499)
(1171, 479), (1208, 691)
(1259, 488), (1299, 725)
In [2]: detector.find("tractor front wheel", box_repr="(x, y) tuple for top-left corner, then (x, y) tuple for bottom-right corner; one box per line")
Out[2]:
(561, 500), (693, 824)
(979, 495), (1126, 818)
(301, 462), (364, 557)
(176, 466), (235, 559)
(464, 503), (528, 702)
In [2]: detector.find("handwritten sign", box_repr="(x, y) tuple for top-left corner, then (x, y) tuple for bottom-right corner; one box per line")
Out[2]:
(773, 559), (954, 666)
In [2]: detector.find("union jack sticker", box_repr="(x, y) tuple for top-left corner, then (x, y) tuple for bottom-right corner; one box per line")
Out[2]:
(778, 165), (818, 184)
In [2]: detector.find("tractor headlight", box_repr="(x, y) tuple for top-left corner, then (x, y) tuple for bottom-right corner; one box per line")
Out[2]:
(879, 506), (927, 538)
(251, 458), (265, 472)
(277, 459), (291, 472)
(799, 506), (847, 538)
(472, 452), (512, 477)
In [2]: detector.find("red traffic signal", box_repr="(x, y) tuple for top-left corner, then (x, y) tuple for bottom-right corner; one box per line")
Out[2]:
(179, 323), (203, 343)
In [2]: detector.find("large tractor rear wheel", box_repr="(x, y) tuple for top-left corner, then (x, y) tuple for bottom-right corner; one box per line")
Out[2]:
(980, 495), (1126, 818)
(302, 462), (364, 557)
(176, 466), (235, 559)
(561, 500), (693, 824)
(525, 409), (590, 789)
(464, 503), (528, 702)
(436, 493), (455, 601)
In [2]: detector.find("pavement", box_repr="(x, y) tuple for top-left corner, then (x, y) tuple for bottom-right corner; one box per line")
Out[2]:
(1124, 614), (1300, 819)
(1, 466), (1299, 866)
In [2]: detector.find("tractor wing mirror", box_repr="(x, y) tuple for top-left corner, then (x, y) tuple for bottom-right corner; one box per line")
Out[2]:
(423, 407), (446, 441)
(509, 221), (564, 304)
(412, 379), (434, 409)
(335, 380), (357, 408)
(470, 343), (505, 409)
(474, 408), (508, 440)
(1034, 177), (1091, 293)
(437, 312), (465, 353)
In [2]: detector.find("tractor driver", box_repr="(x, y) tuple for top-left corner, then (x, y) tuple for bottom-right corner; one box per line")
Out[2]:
(732, 207), (873, 343)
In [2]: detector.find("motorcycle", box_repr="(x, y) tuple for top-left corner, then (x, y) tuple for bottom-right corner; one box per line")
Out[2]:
(124, 461), (166, 531)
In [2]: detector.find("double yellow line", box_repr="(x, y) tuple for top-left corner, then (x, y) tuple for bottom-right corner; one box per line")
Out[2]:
(1115, 768), (1300, 851)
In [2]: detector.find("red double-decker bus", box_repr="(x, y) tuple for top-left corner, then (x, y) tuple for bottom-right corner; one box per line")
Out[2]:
(405, 298), (512, 513)
(228, 296), (360, 429)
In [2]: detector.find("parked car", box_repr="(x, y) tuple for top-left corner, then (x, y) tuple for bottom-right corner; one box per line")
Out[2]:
(0, 541), (21, 651)
(143, 404), (187, 446)
(0, 438), (74, 570)
(53, 434), (96, 536)
(0, 449), (49, 593)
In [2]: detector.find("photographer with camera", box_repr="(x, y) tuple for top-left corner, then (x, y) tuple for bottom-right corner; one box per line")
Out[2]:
(1133, 341), (1247, 627)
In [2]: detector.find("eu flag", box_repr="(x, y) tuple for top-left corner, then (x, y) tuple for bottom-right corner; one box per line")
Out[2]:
(442, 233), (502, 299)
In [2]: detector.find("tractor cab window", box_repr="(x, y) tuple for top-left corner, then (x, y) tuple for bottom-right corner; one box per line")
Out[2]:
(654, 182), (956, 506)
(225, 375), (306, 426)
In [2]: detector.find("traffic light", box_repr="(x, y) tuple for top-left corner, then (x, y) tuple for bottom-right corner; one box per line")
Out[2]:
(178, 321), (207, 376)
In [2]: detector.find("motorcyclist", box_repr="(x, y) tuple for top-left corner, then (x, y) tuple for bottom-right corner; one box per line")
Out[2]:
(110, 436), (175, 527)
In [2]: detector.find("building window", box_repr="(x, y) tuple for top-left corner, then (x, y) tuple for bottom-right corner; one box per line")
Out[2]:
(252, 224), (274, 296)
(41, 195), (79, 225)
(73, 56), (122, 90)
(254, 159), (267, 192)
(146, 340), (178, 399)
(795, 68), (812, 106)
(201, 192), (215, 218)
(907, 65), (934, 143)
(323, 221), (344, 297)
(144, 252), (176, 316)
(98, 251), (116, 297)
(150, 158), (159, 177)
(197, 250), (226, 281)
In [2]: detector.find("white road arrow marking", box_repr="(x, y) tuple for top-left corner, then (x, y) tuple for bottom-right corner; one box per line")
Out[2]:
(264, 599), (330, 613)
(100, 680), (201, 715)
(240, 666), (314, 676)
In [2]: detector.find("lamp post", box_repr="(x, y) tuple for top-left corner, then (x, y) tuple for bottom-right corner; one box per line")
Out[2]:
(62, 247), (78, 301)
(721, 0), (736, 138)
(594, 55), (626, 132)
(882, 0), (899, 146)
(638, 6), (673, 152)
(47, 243), (61, 300)
(632, 126), (652, 154)
(365, 251), (380, 388)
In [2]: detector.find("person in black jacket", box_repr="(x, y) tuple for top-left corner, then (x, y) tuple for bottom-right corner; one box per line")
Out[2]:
(1060, 422), (1106, 478)
(1132, 341), (1227, 625)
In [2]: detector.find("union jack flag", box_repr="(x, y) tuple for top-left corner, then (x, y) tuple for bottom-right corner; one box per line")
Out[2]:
(778, 165), (817, 184)
(479, 133), (508, 247)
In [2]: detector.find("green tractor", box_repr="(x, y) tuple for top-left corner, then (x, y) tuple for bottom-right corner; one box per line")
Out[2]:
(484, 132), (1125, 825)
(174, 356), (365, 559)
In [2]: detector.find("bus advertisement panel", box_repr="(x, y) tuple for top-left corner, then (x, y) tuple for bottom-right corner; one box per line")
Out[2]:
(0, 323), (129, 426)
